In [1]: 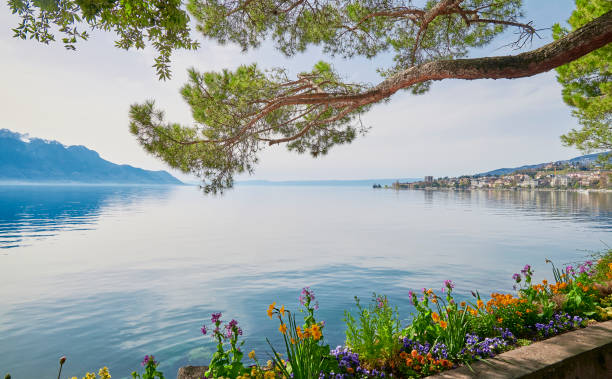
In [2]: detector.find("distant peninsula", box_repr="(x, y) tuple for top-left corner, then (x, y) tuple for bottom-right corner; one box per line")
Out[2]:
(0, 129), (182, 185)
(394, 152), (610, 191)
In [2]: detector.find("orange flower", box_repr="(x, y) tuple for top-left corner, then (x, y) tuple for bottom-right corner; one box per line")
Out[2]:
(296, 326), (304, 339)
(279, 323), (287, 334)
(347, 367), (354, 374)
(477, 299), (484, 309)
(411, 349), (418, 358)
(405, 358), (413, 366)
(542, 279), (548, 286)
(460, 301), (466, 308)
(414, 365), (421, 371)
(279, 305), (285, 316)
(439, 320), (447, 329)
(267, 302), (276, 318)
(431, 312), (440, 323)
(310, 324), (322, 340)
(400, 351), (408, 359)
(497, 317), (503, 323)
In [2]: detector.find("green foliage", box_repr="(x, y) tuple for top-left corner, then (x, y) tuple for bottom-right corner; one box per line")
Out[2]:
(267, 289), (337, 379)
(343, 294), (402, 366)
(591, 248), (612, 283)
(129, 62), (369, 193)
(204, 317), (248, 378)
(188, 0), (521, 74)
(7, 0), (199, 79)
(554, 0), (612, 157)
(132, 356), (165, 379)
(405, 283), (471, 360)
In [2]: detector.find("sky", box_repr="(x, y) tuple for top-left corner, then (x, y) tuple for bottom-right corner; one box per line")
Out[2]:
(0, 0), (585, 182)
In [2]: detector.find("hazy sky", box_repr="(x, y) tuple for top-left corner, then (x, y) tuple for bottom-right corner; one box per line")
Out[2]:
(0, 1), (584, 181)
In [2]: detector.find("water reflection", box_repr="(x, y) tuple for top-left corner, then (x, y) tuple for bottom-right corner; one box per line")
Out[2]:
(414, 189), (611, 230)
(0, 186), (610, 378)
(0, 185), (175, 248)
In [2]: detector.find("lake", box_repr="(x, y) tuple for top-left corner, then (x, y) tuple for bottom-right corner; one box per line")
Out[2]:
(0, 185), (610, 378)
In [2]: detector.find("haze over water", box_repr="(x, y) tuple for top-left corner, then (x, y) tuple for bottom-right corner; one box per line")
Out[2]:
(0, 185), (610, 378)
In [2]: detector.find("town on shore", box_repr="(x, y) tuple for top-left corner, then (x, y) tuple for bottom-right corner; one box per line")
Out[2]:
(389, 160), (611, 191)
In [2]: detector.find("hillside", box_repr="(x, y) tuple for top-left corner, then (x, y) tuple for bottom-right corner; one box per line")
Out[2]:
(0, 129), (182, 184)
(474, 152), (610, 177)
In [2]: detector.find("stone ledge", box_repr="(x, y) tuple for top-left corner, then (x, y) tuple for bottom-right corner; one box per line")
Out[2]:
(177, 365), (208, 379)
(430, 320), (612, 378)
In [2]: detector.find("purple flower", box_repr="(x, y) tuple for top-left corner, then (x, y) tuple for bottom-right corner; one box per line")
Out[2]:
(521, 264), (531, 275)
(228, 319), (238, 329)
(201, 325), (207, 335)
(408, 290), (416, 305)
(211, 312), (222, 324)
(141, 355), (157, 367)
(512, 273), (521, 283)
(444, 280), (455, 289)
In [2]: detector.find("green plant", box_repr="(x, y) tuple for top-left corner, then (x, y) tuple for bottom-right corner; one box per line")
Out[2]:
(405, 282), (471, 360)
(132, 356), (165, 379)
(267, 288), (336, 379)
(592, 248), (612, 282)
(201, 313), (247, 378)
(344, 293), (402, 366)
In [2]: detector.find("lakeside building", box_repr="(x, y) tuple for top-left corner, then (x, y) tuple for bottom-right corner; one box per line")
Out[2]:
(396, 169), (611, 190)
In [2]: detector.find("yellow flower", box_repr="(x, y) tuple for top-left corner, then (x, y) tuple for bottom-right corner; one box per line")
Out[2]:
(84, 373), (96, 379)
(264, 371), (275, 379)
(98, 367), (111, 379)
(431, 312), (440, 323)
(279, 305), (285, 316)
(477, 300), (484, 309)
(249, 350), (256, 360)
(279, 323), (287, 334)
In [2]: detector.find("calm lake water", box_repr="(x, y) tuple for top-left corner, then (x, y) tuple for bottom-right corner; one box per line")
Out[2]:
(0, 185), (610, 378)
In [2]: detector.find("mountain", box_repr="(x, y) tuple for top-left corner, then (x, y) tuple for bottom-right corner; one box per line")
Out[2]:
(0, 129), (182, 184)
(474, 152), (610, 177)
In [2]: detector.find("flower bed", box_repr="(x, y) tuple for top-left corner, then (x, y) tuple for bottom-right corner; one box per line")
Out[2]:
(19, 250), (612, 379)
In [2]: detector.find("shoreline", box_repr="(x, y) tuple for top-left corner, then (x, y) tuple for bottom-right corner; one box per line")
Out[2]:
(385, 187), (612, 193)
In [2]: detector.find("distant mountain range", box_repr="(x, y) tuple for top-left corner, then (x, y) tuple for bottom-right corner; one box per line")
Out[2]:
(0, 129), (182, 184)
(474, 152), (610, 177)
